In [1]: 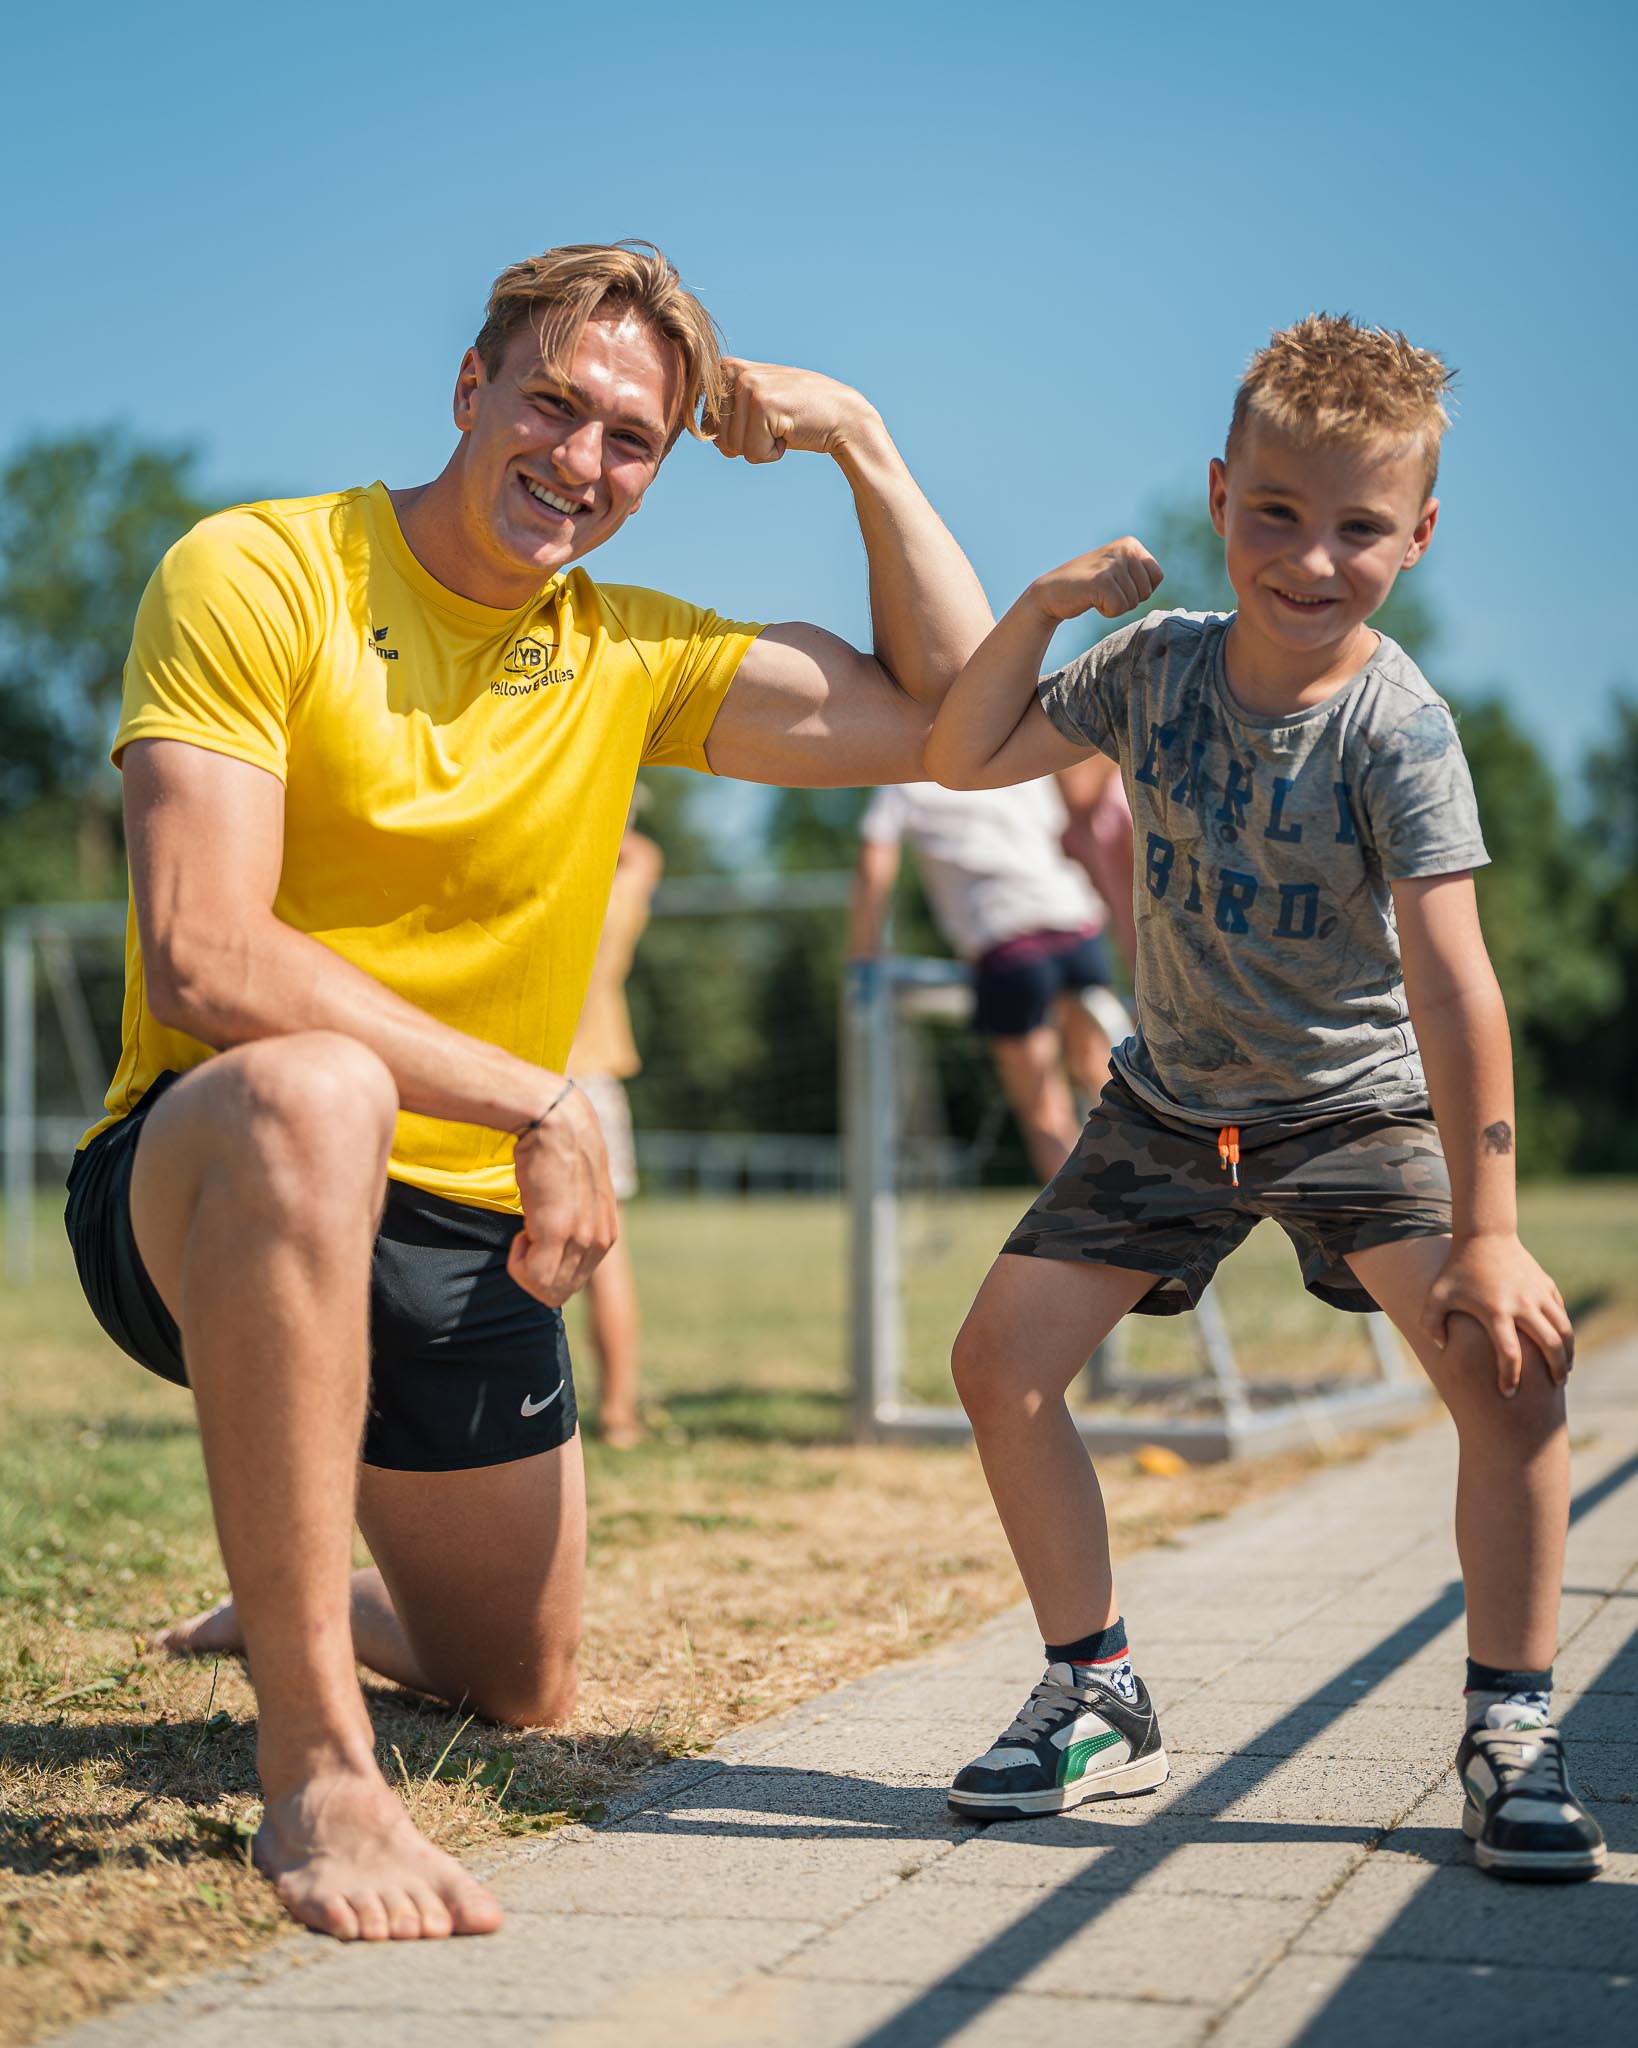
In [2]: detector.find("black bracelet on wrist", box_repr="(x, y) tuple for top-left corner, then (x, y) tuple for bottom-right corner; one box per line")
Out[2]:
(515, 1077), (578, 1141)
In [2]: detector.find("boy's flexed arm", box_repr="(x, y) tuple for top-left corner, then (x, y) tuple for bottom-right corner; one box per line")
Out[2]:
(924, 539), (1162, 789)
(1393, 873), (1574, 1393)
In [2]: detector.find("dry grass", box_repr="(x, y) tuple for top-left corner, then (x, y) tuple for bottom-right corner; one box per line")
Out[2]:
(4, 1179), (1635, 2041)
(1, 1430), (1389, 2045)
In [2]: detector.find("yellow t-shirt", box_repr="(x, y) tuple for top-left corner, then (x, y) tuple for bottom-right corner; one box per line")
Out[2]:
(91, 482), (761, 1212)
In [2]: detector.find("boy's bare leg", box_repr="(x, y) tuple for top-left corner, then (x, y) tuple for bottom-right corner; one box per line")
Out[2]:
(987, 1029), (1084, 1183)
(129, 1035), (501, 1941)
(1349, 1236), (1569, 1670)
(584, 1232), (643, 1446)
(952, 1254), (1157, 1640)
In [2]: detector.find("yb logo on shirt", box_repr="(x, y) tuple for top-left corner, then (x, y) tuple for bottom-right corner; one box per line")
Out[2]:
(492, 635), (576, 697)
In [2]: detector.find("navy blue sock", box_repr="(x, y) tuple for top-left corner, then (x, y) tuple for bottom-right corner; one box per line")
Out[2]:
(1465, 1656), (1552, 1729)
(1046, 1618), (1127, 1665)
(1044, 1617), (1138, 1702)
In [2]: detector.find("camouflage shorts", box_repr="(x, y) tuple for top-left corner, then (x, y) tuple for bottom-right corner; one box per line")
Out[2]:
(1004, 1075), (1452, 1316)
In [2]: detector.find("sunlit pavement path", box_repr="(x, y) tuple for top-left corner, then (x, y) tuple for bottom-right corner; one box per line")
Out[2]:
(62, 1343), (1638, 2048)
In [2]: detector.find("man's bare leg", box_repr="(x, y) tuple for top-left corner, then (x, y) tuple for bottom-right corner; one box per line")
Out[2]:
(1056, 992), (1112, 1107)
(130, 1034), (501, 1941)
(163, 1440), (587, 1720)
(987, 1027), (1083, 1184)
(160, 1568), (431, 1695)
(1349, 1237), (1569, 1670)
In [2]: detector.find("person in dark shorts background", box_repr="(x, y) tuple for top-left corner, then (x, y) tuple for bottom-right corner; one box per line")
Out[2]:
(849, 769), (1133, 1181)
(64, 241), (994, 1945)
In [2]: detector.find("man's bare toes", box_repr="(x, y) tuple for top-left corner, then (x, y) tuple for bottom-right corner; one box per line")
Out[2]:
(447, 1879), (503, 1937)
(406, 1884), (455, 1940)
(381, 1888), (426, 1940)
(154, 1598), (245, 1657)
(274, 1875), (360, 1942)
(351, 1890), (394, 1942)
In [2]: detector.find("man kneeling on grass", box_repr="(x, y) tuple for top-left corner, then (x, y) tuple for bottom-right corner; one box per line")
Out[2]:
(62, 241), (990, 1940)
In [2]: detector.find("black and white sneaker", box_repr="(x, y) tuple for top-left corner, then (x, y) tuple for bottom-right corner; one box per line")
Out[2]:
(948, 1662), (1169, 1822)
(1457, 1706), (1606, 1882)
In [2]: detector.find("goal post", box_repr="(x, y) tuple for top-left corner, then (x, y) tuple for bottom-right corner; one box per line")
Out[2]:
(843, 951), (1430, 1460)
(3, 899), (128, 1283)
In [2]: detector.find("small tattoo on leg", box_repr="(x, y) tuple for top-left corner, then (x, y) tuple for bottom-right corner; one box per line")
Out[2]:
(1482, 1120), (1514, 1155)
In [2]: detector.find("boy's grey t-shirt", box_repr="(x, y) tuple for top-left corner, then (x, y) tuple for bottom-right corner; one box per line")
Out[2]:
(1039, 609), (1488, 1127)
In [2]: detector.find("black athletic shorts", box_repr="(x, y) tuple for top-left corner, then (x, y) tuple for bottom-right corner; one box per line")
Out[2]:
(63, 1070), (578, 1472)
(972, 927), (1114, 1039)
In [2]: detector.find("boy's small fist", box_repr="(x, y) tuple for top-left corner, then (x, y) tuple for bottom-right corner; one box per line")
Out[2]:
(1033, 538), (1164, 624)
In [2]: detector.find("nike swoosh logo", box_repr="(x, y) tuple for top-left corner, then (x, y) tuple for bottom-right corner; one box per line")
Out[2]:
(520, 1384), (564, 1419)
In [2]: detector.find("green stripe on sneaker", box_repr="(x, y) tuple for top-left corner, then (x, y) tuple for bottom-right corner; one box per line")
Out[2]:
(1058, 1728), (1123, 1783)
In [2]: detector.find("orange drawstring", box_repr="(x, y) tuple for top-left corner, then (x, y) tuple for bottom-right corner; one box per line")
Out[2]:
(1218, 1125), (1240, 1187)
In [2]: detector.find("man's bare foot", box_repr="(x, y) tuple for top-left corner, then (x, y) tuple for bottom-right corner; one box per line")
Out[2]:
(155, 1596), (245, 1656)
(255, 1763), (503, 1941)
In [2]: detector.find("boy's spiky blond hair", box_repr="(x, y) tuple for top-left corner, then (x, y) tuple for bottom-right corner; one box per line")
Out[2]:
(1227, 314), (1455, 496)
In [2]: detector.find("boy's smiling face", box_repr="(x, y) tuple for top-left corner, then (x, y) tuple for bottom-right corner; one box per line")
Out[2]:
(1209, 423), (1439, 696)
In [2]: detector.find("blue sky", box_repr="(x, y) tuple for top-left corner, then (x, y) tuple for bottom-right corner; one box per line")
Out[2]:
(5, 0), (1633, 805)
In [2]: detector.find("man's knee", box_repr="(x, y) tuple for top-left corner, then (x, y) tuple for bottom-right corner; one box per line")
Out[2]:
(224, 1035), (398, 1207)
(467, 1644), (580, 1730)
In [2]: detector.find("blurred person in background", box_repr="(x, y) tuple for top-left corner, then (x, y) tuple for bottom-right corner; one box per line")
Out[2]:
(849, 765), (1133, 1182)
(566, 817), (663, 1448)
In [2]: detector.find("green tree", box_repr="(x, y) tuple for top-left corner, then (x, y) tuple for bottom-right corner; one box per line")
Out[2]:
(1448, 695), (1619, 1170)
(1549, 696), (1638, 1170)
(0, 430), (213, 899)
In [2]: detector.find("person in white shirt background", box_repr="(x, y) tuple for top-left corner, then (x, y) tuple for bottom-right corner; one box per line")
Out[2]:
(849, 764), (1133, 1181)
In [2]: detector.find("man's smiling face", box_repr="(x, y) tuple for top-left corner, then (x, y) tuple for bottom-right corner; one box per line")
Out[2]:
(1209, 422), (1437, 682)
(449, 308), (683, 604)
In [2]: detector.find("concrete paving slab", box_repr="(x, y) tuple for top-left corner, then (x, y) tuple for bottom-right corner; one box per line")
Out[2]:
(924, 1813), (1368, 1901)
(1211, 1953), (1638, 2048)
(1151, 1750), (1445, 1826)
(778, 1878), (1312, 2008)
(1158, 1698), (1462, 1761)
(1294, 1852), (1638, 1970)
(485, 1813), (946, 1922)
(672, 1978), (1215, 2048)
(233, 1911), (824, 2019)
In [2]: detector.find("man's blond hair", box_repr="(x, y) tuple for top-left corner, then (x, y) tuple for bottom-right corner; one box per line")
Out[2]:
(475, 241), (726, 445)
(1226, 314), (1455, 496)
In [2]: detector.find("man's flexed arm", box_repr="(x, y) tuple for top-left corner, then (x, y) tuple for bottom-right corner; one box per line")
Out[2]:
(124, 738), (614, 1304)
(703, 361), (993, 785)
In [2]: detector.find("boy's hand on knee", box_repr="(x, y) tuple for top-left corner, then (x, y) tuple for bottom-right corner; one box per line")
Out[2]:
(1420, 1236), (1575, 1396)
(1030, 539), (1164, 625)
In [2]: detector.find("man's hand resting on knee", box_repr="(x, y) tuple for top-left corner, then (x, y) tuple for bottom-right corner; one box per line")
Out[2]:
(509, 1085), (618, 1305)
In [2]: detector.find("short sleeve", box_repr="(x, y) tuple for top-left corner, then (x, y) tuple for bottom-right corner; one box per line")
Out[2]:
(1036, 618), (1147, 759)
(859, 786), (909, 845)
(114, 509), (318, 781)
(594, 587), (763, 772)
(1361, 701), (1490, 879)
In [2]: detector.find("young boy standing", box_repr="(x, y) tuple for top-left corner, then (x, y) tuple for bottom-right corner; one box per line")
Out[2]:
(923, 316), (1603, 1882)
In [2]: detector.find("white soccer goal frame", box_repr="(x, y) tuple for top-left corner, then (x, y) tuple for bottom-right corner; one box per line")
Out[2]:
(843, 952), (1431, 1461)
(3, 899), (129, 1283)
